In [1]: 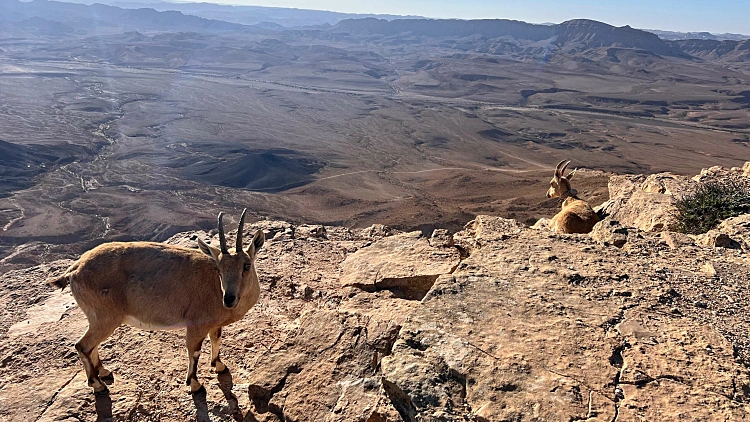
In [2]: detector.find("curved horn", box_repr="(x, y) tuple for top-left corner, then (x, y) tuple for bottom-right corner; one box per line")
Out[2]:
(554, 160), (566, 176)
(217, 212), (228, 254)
(236, 208), (247, 253)
(559, 160), (571, 177)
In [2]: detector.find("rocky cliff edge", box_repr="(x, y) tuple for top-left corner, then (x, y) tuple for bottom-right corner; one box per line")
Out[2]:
(2, 164), (750, 421)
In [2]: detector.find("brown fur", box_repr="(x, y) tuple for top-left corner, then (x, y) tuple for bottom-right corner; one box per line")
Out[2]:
(49, 210), (264, 395)
(546, 160), (599, 234)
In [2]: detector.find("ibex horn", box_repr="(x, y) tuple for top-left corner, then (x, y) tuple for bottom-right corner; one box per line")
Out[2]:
(556, 160), (571, 177)
(554, 160), (566, 176)
(236, 208), (247, 253)
(217, 212), (229, 254)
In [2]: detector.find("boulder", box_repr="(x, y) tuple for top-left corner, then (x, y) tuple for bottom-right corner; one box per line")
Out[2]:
(531, 217), (551, 230)
(295, 224), (328, 240)
(244, 310), (403, 422)
(359, 224), (394, 240)
(340, 231), (461, 300)
(597, 173), (694, 232)
(429, 228), (454, 248)
(716, 214), (750, 250)
(590, 218), (628, 247)
(693, 230), (741, 249)
(659, 231), (695, 249)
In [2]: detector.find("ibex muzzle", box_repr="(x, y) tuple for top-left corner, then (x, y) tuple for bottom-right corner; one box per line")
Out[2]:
(49, 209), (265, 395)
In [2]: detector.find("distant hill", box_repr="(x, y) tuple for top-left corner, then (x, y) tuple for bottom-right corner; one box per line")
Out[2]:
(669, 39), (750, 62)
(555, 19), (687, 57)
(0, 0), (250, 35)
(332, 17), (556, 40)
(333, 18), (689, 58)
(0, 139), (84, 197)
(45, 0), (424, 27)
(647, 29), (750, 41)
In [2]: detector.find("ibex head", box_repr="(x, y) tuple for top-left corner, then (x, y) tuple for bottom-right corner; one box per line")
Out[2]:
(197, 209), (264, 309)
(546, 160), (578, 199)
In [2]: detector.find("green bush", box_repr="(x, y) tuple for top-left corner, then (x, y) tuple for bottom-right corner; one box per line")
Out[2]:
(670, 179), (750, 235)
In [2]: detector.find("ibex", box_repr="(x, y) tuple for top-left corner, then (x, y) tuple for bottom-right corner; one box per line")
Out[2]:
(48, 209), (264, 395)
(546, 160), (599, 234)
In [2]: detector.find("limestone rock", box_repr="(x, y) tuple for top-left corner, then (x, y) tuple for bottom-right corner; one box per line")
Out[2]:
(254, 220), (296, 241)
(164, 230), (210, 248)
(359, 224), (393, 239)
(454, 215), (524, 255)
(531, 217), (551, 230)
(590, 218), (628, 247)
(614, 313), (750, 421)
(659, 231), (695, 249)
(599, 173), (694, 232)
(693, 230), (741, 249)
(340, 231), (461, 299)
(743, 161), (750, 177)
(716, 214), (750, 250)
(295, 224), (328, 240)
(428, 228), (454, 248)
(244, 310), (403, 422)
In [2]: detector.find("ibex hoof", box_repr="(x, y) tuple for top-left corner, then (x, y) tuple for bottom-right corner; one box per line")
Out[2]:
(99, 369), (114, 382)
(93, 385), (110, 396)
(188, 378), (205, 395)
(189, 385), (206, 395)
(212, 361), (228, 373)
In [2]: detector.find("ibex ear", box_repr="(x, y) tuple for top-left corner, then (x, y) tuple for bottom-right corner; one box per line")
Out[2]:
(246, 230), (265, 256)
(197, 238), (221, 261)
(567, 168), (578, 181)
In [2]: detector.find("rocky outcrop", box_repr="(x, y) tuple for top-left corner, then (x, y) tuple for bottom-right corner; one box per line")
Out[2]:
(2, 167), (750, 421)
(340, 231), (461, 300)
(596, 172), (695, 232)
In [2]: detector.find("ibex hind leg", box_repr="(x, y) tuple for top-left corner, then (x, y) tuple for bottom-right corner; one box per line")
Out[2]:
(75, 321), (118, 395)
(185, 328), (209, 394)
(91, 346), (113, 380)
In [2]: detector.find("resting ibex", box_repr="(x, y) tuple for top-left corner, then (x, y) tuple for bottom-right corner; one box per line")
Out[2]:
(546, 160), (599, 234)
(48, 209), (264, 395)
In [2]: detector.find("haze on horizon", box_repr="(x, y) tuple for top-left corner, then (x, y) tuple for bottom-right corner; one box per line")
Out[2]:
(172, 0), (748, 34)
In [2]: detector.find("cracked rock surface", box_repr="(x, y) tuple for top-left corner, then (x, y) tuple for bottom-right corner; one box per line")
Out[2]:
(2, 167), (750, 421)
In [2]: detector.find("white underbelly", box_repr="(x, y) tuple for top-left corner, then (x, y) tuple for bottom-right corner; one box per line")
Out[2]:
(123, 315), (184, 331)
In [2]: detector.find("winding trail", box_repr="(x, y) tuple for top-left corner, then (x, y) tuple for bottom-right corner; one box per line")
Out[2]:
(2, 199), (24, 232)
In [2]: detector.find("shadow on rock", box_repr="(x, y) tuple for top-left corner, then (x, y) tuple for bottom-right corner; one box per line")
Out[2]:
(94, 392), (112, 422)
(191, 388), (210, 422)
(218, 370), (244, 421)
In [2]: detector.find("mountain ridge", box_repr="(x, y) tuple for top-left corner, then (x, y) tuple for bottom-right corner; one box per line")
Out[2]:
(2, 0), (748, 62)
(0, 0), (251, 34)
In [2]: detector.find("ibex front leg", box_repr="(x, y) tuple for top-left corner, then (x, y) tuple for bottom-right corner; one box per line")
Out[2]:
(185, 328), (209, 394)
(209, 327), (228, 373)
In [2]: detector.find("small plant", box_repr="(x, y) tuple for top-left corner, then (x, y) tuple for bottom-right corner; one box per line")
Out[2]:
(670, 179), (750, 235)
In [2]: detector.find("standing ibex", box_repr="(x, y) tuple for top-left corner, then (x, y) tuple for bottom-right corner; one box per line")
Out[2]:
(546, 160), (599, 234)
(48, 209), (264, 395)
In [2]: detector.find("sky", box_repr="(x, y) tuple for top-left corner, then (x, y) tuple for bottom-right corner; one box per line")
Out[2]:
(202, 0), (750, 34)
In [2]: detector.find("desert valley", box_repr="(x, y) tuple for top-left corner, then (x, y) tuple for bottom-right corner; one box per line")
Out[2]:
(1, 0), (750, 270)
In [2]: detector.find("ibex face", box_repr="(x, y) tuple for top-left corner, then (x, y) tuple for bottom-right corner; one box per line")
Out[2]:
(547, 159), (576, 199)
(197, 209), (265, 309)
